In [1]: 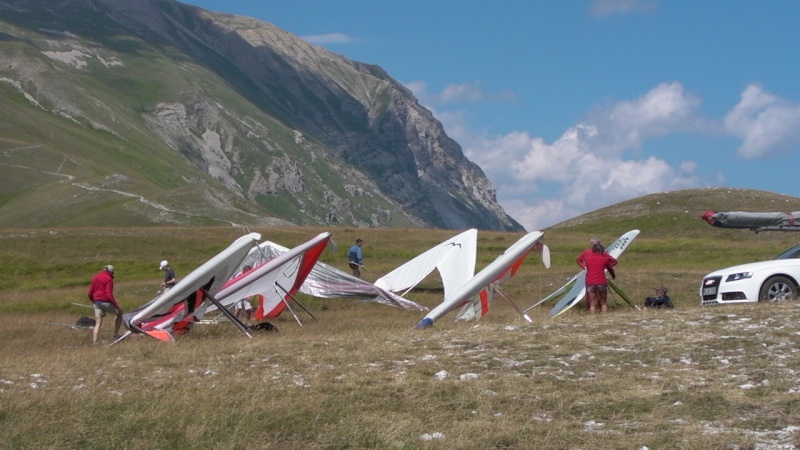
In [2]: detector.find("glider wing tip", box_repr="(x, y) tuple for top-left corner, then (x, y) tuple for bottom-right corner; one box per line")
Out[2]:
(415, 318), (434, 329)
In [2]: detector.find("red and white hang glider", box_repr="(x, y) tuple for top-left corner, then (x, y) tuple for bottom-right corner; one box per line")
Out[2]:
(118, 232), (331, 343)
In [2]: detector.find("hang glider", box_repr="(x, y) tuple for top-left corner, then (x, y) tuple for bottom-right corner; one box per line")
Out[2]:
(375, 228), (479, 300)
(206, 232), (333, 324)
(526, 229), (640, 318)
(702, 211), (800, 232)
(415, 230), (550, 329)
(120, 232), (261, 342)
(239, 240), (426, 311)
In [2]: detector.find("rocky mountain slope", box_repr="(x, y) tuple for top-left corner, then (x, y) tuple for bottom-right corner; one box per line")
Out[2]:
(0, 0), (523, 230)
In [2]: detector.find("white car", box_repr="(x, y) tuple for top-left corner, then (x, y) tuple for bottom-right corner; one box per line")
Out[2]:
(700, 244), (800, 305)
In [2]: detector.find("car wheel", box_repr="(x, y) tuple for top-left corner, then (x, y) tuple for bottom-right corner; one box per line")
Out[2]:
(758, 276), (798, 302)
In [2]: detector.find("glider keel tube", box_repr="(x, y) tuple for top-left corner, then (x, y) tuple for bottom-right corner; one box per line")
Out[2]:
(415, 231), (544, 329)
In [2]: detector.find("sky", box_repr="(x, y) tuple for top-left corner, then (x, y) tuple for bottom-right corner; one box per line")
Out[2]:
(185, 0), (800, 231)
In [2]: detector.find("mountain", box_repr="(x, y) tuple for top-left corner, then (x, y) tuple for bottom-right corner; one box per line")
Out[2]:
(0, 0), (523, 231)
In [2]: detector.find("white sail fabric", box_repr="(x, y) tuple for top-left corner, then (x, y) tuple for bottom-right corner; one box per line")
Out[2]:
(240, 240), (426, 311)
(209, 232), (332, 318)
(415, 231), (545, 328)
(374, 229), (478, 298)
(123, 232), (261, 331)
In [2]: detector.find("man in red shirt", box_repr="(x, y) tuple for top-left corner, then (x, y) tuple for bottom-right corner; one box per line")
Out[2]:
(576, 237), (618, 314)
(88, 265), (123, 344)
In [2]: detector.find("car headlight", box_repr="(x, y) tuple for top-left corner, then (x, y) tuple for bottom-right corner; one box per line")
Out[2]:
(725, 272), (754, 282)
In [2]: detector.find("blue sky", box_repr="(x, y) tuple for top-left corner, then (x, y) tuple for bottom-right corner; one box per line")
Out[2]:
(185, 0), (800, 231)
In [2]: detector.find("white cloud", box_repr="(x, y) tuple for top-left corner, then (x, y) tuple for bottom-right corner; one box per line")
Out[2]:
(301, 33), (353, 45)
(452, 83), (703, 230)
(415, 79), (800, 230)
(723, 83), (800, 159)
(590, 0), (657, 17)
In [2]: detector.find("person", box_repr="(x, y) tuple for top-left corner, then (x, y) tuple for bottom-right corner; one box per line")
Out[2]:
(234, 265), (254, 322)
(576, 237), (618, 314)
(88, 265), (123, 344)
(644, 286), (674, 309)
(160, 260), (176, 291)
(347, 238), (364, 278)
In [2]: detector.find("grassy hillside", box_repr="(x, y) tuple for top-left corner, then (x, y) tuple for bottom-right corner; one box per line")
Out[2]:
(2, 188), (800, 448)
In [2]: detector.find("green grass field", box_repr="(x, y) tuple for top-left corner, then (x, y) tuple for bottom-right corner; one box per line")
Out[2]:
(2, 224), (800, 449)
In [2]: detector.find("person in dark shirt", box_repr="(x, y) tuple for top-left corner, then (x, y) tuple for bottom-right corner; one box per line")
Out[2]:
(347, 239), (364, 278)
(644, 286), (674, 309)
(160, 260), (177, 291)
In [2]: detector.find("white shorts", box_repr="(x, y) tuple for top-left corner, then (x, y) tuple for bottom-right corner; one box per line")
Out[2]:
(236, 299), (252, 311)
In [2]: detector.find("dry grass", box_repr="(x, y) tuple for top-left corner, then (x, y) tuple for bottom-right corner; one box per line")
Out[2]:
(2, 225), (800, 449)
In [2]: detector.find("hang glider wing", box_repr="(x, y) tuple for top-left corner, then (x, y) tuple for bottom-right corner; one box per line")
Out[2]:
(547, 229), (640, 318)
(416, 231), (547, 328)
(702, 211), (800, 231)
(240, 240), (425, 311)
(122, 232), (261, 338)
(375, 228), (478, 298)
(208, 232), (333, 320)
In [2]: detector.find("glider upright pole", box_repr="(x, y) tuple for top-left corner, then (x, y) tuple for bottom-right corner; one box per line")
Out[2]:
(275, 283), (318, 320)
(273, 283), (303, 326)
(493, 286), (533, 323)
(524, 279), (576, 313)
(202, 289), (253, 338)
(606, 279), (638, 309)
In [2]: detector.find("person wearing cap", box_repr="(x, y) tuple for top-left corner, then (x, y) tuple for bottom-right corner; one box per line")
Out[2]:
(88, 264), (123, 344)
(160, 260), (176, 291)
(576, 237), (618, 314)
(644, 286), (673, 309)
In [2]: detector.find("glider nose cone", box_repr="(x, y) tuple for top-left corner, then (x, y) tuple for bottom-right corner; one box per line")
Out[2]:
(415, 318), (434, 329)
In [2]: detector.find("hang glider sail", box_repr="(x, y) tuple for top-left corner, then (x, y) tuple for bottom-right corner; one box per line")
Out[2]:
(702, 211), (800, 231)
(208, 232), (333, 321)
(239, 240), (426, 311)
(529, 229), (640, 318)
(121, 232), (262, 341)
(416, 230), (550, 329)
(375, 228), (479, 299)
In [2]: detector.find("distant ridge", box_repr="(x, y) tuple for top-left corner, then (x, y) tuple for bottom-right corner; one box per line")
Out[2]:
(549, 188), (800, 238)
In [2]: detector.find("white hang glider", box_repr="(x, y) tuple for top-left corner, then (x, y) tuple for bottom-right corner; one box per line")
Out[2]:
(526, 229), (640, 318)
(415, 230), (550, 329)
(374, 228), (479, 300)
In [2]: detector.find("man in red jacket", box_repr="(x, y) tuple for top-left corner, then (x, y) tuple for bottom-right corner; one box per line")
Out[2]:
(88, 265), (123, 344)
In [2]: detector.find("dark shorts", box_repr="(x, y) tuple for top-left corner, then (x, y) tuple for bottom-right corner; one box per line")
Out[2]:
(586, 284), (608, 293)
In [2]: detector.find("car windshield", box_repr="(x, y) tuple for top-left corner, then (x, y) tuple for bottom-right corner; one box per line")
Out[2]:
(774, 244), (800, 260)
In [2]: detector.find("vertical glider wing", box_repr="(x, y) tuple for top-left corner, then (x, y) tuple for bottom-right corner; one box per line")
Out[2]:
(416, 231), (549, 329)
(375, 228), (478, 299)
(240, 240), (426, 311)
(546, 229), (640, 318)
(122, 232), (261, 339)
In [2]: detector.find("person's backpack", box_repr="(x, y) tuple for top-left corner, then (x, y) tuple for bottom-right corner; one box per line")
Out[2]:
(76, 316), (96, 328)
